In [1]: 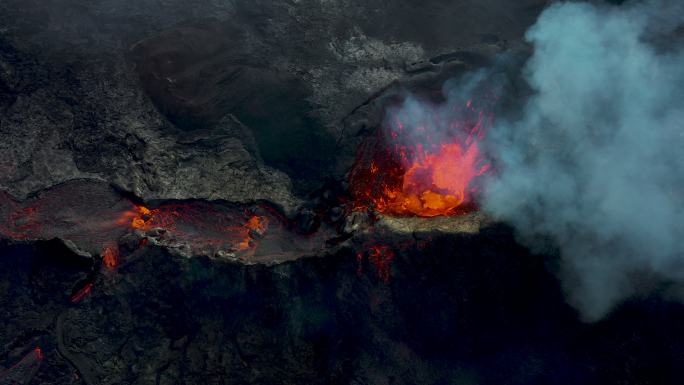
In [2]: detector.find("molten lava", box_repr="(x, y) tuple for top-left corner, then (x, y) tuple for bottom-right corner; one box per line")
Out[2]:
(358, 244), (395, 283)
(351, 97), (493, 217)
(102, 244), (119, 269)
(245, 215), (269, 235)
(129, 204), (271, 255)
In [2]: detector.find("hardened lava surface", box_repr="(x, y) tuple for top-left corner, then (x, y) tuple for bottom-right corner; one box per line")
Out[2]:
(3, 228), (684, 384)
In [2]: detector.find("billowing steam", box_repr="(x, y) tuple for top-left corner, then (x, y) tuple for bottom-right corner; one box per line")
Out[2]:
(483, 1), (684, 320)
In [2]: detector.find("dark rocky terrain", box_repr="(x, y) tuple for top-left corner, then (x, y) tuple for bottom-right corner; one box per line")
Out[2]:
(0, 0), (544, 207)
(2, 0), (684, 384)
(4, 231), (684, 385)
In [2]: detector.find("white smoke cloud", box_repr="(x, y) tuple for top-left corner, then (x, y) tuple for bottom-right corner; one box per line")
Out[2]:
(384, 69), (497, 148)
(482, 1), (684, 320)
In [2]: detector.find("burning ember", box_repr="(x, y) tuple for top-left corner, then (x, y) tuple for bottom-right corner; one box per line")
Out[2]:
(350, 95), (494, 217)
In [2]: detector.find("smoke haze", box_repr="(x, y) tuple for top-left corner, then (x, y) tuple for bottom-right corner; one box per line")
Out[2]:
(482, 1), (684, 320)
(384, 69), (500, 149)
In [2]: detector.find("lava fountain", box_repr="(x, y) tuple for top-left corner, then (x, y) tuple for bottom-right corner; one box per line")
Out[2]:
(350, 94), (494, 217)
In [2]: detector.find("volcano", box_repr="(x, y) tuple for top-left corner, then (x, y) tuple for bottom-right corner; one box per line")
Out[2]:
(1, 1), (683, 384)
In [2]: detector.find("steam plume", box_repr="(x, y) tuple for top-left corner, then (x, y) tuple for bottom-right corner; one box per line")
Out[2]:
(483, 1), (684, 320)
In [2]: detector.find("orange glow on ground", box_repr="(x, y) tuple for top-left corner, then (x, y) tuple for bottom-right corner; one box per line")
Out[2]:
(377, 141), (489, 216)
(238, 215), (269, 251)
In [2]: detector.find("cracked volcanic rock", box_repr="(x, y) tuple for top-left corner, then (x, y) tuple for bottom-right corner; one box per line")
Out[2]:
(0, 0), (542, 209)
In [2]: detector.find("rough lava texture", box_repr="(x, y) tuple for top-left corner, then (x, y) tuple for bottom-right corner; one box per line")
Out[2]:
(0, 0), (544, 209)
(4, 230), (684, 385)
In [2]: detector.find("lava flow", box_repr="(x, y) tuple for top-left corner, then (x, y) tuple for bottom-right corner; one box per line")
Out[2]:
(0, 180), (328, 264)
(357, 244), (395, 283)
(350, 96), (493, 217)
(128, 203), (271, 256)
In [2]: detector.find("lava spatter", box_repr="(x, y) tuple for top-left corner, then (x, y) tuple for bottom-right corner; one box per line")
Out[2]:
(350, 96), (494, 217)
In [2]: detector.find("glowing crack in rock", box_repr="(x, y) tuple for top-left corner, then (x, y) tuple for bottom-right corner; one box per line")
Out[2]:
(70, 283), (94, 303)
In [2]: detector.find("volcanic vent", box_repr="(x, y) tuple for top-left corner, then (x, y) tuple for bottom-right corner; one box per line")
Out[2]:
(349, 78), (499, 219)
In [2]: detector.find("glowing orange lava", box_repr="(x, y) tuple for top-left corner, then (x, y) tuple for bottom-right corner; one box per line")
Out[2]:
(380, 141), (489, 216)
(128, 204), (270, 254)
(130, 205), (153, 229)
(245, 215), (269, 234)
(102, 244), (119, 269)
(351, 98), (492, 217)
(237, 215), (269, 251)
